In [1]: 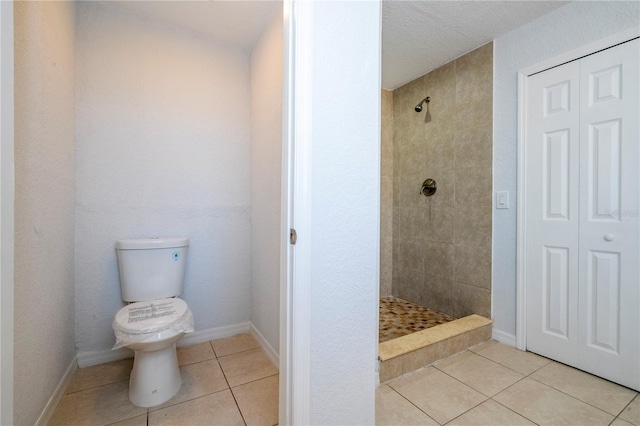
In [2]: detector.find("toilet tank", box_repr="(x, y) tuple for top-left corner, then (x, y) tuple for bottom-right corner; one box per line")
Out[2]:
(115, 237), (189, 302)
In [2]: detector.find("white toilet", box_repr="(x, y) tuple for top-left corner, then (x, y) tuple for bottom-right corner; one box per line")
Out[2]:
(112, 237), (194, 408)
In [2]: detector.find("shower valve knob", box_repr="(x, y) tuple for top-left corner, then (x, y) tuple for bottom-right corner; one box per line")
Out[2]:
(420, 179), (437, 197)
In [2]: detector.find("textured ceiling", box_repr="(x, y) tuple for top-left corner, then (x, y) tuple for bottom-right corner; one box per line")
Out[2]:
(103, 0), (568, 89)
(382, 1), (569, 89)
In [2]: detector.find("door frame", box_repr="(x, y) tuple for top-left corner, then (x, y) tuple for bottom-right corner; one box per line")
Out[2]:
(515, 26), (640, 351)
(0, 2), (14, 424)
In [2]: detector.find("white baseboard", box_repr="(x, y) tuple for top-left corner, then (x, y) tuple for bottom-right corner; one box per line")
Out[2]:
(492, 328), (516, 347)
(249, 321), (279, 366)
(77, 322), (251, 368)
(35, 356), (78, 426)
(77, 347), (133, 368)
(179, 322), (250, 347)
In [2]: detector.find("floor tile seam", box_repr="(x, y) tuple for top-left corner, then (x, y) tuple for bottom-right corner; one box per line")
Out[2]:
(616, 391), (639, 421)
(101, 411), (149, 426)
(526, 374), (629, 417)
(148, 388), (235, 416)
(216, 353), (249, 426)
(229, 372), (279, 392)
(487, 396), (542, 426)
(469, 349), (537, 376)
(216, 346), (263, 361)
(64, 378), (131, 396)
(386, 385), (441, 425)
(494, 375), (616, 422)
(432, 364), (492, 400)
(439, 398), (490, 426)
(207, 340), (218, 358)
(433, 352), (527, 395)
(178, 356), (218, 368)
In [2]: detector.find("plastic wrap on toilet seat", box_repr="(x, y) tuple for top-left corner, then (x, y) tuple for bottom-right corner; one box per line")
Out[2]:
(112, 298), (194, 350)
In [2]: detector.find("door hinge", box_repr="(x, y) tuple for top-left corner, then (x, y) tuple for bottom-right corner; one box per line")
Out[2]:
(290, 228), (297, 245)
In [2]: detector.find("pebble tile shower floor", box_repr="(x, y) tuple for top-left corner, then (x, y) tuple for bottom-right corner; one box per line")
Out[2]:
(379, 296), (456, 342)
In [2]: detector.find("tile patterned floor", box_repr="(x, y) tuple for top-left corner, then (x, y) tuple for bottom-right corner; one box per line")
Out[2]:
(49, 333), (279, 426)
(377, 340), (640, 425)
(379, 296), (456, 342)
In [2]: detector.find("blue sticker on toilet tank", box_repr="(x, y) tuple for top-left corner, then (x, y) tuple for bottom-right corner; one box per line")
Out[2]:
(172, 252), (179, 261)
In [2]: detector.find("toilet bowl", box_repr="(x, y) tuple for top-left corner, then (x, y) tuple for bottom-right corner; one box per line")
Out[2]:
(112, 237), (194, 407)
(113, 297), (194, 407)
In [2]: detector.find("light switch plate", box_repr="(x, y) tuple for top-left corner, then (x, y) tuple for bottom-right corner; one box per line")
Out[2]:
(496, 191), (509, 209)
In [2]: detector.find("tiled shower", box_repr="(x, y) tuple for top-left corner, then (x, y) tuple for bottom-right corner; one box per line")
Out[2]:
(380, 42), (493, 335)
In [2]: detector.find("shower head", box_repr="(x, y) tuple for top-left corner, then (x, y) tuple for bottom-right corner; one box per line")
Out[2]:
(415, 96), (430, 113)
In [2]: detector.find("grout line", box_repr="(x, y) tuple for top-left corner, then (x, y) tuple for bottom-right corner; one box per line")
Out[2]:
(216, 346), (263, 361)
(209, 341), (218, 359)
(64, 378), (131, 395)
(488, 394), (542, 426)
(229, 372), (279, 390)
(217, 356), (248, 426)
(526, 373), (632, 418)
(386, 384), (440, 424)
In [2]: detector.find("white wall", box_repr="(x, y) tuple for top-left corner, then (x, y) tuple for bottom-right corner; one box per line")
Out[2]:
(75, 3), (252, 355)
(250, 7), (283, 355)
(492, 1), (640, 337)
(290, 1), (381, 423)
(13, 2), (76, 424)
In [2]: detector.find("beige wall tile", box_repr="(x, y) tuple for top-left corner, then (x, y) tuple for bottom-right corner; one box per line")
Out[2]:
(455, 42), (493, 96)
(425, 134), (455, 173)
(398, 206), (428, 240)
(453, 282), (491, 318)
(394, 76), (426, 121)
(455, 204), (492, 247)
(381, 89), (394, 120)
(454, 125), (492, 169)
(149, 390), (244, 426)
(494, 378), (614, 425)
(454, 244), (491, 289)
(427, 169), (455, 207)
(398, 173), (429, 208)
(434, 334), (469, 360)
(427, 206), (454, 243)
(398, 238), (425, 273)
(455, 167), (492, 206)
(425, 241), (454, 279)
(396, 270), (426, 305)
(380, 237), (393, 297)
(390, 43), (492, 315)
(232, 375), (279, 426)
(467, 324), (492, 346)
(422, 275), (455, 316)
(456, 82), (493, 131)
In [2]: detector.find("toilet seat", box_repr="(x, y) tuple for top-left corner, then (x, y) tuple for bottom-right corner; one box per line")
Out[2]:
(112, 298), (194, 349)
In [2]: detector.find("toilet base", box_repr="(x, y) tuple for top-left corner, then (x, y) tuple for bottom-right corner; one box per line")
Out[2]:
(129, 343), (182, 407)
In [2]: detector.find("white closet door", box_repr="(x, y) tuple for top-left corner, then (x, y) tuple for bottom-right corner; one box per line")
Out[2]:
(525, 39), (639, 391)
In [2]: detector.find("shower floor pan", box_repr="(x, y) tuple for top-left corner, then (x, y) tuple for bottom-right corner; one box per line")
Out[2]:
(378, 297), (492, 383)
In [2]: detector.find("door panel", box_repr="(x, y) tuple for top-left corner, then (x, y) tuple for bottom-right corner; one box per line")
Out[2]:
(525, 38), (639, 390)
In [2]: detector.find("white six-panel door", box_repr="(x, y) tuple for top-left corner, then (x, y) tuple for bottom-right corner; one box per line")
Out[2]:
(525, 39), (639, 390)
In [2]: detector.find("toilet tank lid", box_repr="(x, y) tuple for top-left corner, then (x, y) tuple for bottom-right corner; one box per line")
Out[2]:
(116, 237), (189, 250)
